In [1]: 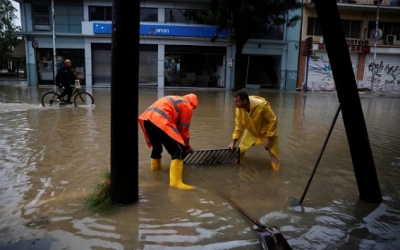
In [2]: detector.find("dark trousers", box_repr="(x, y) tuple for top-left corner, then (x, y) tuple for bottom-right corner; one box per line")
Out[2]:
(143, 120), (187, 160)
(58, 82), (72, 101)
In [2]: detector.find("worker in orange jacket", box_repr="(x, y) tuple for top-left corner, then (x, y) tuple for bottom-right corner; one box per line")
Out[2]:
(138, 94), (198, 190)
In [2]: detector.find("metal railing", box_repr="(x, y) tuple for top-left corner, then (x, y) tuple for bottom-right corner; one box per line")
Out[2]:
(305, 0), (396, 5)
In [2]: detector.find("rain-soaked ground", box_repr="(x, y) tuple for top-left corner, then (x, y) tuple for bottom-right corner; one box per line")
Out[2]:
(0, 85), (400, 250)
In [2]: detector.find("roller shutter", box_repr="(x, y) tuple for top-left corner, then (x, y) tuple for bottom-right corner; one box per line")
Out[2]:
(306, 51), (358, 91)
(364, 54), (400, 92)
(92, 49), (111, 86)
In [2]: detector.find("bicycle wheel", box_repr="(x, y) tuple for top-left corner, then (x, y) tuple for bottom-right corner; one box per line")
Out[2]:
(74, 92), (94, 107)
(41, 91), (61, 107)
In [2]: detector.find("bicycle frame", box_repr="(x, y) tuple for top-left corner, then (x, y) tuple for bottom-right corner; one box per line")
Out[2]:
(42, 83), (94, 107)
(54, 85), (81, 102)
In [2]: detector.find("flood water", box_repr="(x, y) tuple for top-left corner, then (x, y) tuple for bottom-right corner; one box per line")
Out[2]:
(1, 85), (400, 250)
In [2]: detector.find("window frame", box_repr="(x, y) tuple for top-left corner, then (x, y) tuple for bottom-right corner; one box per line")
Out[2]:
(32, 4), (51, 31)
(140, 8), (158, 22)
(368, 21), (400, 40)
(307, 17), (361, 38)
(89, 6), (112, 22)
(164, 8), (207, 24)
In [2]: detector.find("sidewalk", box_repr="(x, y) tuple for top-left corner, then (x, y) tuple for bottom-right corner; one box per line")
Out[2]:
(0, 77), (28, 86)
(1, 77), (399, 98)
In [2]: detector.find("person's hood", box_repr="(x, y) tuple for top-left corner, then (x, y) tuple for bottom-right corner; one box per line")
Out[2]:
(182, 93), (198, 109)
(249, 95), (267, 110)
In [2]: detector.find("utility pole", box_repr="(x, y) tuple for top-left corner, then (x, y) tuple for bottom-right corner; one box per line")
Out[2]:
(51, 0), (57, 84)
(109, 0), (139, 204)
(371, 0), (382, 91)
(303, 36), (313, 93)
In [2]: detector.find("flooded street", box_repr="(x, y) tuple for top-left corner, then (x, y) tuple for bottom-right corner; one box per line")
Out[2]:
(1, 85), (400, 249)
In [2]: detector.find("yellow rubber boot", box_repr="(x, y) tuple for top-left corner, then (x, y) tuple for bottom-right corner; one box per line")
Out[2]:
(169, 159), (194, 190)
(151, 158), (161, 171)
(240, 150), (246, 159)
(271, 161), (280, 171)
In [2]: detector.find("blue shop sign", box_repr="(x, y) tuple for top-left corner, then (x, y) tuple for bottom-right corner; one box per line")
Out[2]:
(93, 23), (112, 34)
(93, 23), (228, 38)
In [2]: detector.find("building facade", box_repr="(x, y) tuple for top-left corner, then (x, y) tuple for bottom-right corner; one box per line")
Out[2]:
(299, 0), (400, 93)
(14, 0), (301, 90)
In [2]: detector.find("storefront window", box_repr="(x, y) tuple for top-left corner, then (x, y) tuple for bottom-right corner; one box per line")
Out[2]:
(36, 49), (85, 85)
(164, 56), (181, 85)
(164, 49), (225, 88)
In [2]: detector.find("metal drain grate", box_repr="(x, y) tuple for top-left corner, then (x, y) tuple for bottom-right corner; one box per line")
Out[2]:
(184, 147), (240, 165)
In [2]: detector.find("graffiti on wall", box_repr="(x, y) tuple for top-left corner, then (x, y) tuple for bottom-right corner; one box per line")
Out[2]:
(283, 70), (298, 90)
(288, 71), (297, 80)
(305, 52), (400, 93)
(303, 54), (336, 91)
(368, 61), (400, 82)
(309, 55), (334, 82)
(360, 60), (400, 92)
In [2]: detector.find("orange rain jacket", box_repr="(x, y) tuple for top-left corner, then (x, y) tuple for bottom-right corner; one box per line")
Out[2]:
(138, 94), (198, 147)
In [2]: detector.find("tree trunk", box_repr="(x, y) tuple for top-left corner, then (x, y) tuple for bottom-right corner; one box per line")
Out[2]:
(7, 58), (14, 73)
(233, 42), (246, 91)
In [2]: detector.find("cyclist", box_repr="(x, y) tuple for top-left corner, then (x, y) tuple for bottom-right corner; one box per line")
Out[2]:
(56, 59), (78, 104)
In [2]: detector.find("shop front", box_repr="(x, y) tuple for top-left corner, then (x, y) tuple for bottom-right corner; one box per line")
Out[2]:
(164, 45), (226, 88)
(362, 53), (400, 92)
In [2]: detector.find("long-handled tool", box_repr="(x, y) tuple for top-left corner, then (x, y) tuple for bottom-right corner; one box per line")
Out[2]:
(297, 104), (342, 207)
(223, 194), (292, 250)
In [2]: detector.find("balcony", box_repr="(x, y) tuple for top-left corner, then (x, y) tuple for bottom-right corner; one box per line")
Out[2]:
(305, 0), (400, 6)
(305, 0), (400, 13)
(343, 0), (400, 5)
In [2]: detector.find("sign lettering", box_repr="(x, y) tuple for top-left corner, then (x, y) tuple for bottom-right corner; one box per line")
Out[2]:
(318, 43), (370, 53)
(346, 39), (369, 46)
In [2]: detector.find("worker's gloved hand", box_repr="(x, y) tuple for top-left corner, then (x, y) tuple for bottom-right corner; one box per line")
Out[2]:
(186, 145), (194, 154)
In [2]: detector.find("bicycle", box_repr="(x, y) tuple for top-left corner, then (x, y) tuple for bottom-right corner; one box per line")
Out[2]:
(41, 80), (94, 107)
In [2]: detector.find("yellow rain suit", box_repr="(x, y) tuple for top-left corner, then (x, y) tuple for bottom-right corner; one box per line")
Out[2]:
(232, 95), (279, 165)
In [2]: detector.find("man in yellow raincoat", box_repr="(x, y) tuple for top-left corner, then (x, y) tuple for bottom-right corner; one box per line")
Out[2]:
(228, 90), (279, 170)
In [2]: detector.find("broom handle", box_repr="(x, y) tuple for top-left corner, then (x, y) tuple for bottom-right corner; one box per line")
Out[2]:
(223, 194), (265, 229)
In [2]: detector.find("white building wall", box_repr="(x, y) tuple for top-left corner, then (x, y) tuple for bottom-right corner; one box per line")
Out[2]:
(157, 44), (165, 88)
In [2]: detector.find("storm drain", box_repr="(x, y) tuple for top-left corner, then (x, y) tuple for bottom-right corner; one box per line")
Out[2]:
(184, 147), (240, 165)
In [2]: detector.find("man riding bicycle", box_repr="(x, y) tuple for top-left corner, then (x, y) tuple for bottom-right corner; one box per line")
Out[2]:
(56, 59), (78, 104)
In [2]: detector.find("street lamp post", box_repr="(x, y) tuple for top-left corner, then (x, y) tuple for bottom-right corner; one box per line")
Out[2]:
(52, 0), (57, 84)
(371, 0), (382, 91)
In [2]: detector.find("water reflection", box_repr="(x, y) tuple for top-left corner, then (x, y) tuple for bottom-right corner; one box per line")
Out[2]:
(0, 86), (400, 249)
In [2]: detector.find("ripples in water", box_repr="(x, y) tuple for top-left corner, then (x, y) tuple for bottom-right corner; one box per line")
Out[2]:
(1, 87), (400, 249)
